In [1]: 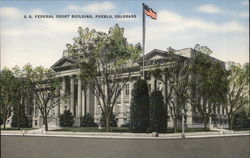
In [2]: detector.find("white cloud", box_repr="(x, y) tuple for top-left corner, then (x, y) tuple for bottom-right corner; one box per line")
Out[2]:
(84, 2), (115, 13)
(157, 10), (247, 32)
(241, 0), (249, 6)
(234, 11), (249, 18)
(68, 2), (115, 13)
(197, 4), (249, 18)
(0, 7), (23, 18)
(198, 4), (223, 14)
(67, 5), (80, 10)
(30, 8), (43, 15)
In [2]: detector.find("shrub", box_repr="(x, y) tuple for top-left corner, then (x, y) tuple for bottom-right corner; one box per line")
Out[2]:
(11, 112), (31, 128)
(129, 79), (150, 133)
(121, 122), (130, 127)
(232, 110), (250, 130)
(150, 90), (167, 132)
(59, 110), (74, 127)
(80, 113), (98, 127)
(100, 112), (117, 127)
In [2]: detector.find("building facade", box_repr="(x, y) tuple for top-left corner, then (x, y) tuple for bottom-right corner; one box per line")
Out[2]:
(30, 47), (229, 129)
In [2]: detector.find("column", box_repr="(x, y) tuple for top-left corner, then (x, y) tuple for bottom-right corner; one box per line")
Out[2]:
(56, 87), (60, 117)
(70, 76), (75, 115)
(121, 86), (124, 115)
(77, 78), (82, 117)
(60, 77), (66, 113)
(162, 74), (167, 102)
(82, 90), (85, 116)
(86, 87), (90, 113)
(33, 94), (37, 117)
(162, 74), (169, 126)
(151, 76), (155, 91)
(120, 86), (124, 126)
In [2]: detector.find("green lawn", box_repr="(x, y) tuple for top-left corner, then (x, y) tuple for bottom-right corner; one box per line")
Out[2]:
(53, 127), (130, 133)
(52, 127), (212, 133)
(1, 127), (37, 131)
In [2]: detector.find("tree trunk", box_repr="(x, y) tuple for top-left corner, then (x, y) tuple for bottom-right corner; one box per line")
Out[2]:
(164, 81), (168, 132)
(3, 118), (6, 130)
(230, 116), (234, 131)
(106, 116), (110, 132)
(203, 117), (208, 131)
(173, 118), (177, 133)
(165, 99), (168, 133)
(228, 116), (232, 130)
(17, 115), (20, 130)
(44, 117), (48, 131)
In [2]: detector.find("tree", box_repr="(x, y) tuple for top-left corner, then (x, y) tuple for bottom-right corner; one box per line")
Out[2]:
(0, 68), (16, 129)
(150, 48), (190, 132)
(59, 110), (74, 127)
(150, 90), (167, 132)
(11, 111), (30, 128)
(65, 24), (141, 131)
(190, 51), (228, 130)
(129, 79), (150, 133)
(25, 65), (61, 131)
(10, 65), (34, 130)
(232, 109), (250, 130)
(224, 62), (249, 130)
(80, 113), (97, 127)
(100, 112), (117, 127)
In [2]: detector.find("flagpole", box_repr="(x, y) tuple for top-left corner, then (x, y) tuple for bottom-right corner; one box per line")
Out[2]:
(142, 3), (146, 80)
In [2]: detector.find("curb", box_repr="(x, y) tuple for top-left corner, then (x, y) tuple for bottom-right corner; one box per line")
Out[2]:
(1, 132), (249, 140)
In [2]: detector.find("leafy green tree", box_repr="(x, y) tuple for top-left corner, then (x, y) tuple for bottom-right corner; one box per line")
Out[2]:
(0, 117), (3, 126)
(100, 112), (117, 127)
(0, 68), (16, 129)
(150, 90), (167, 132)
(22, 65), (60, 131)
(232, 109), (250, 130)
(10, 65), (34, 130)
(224, 62), (249, 130)
(130, 79), (150, 133)
(80, 113), (97, 127)
(11, 111), (30, 128)
(190, 51), (228, 131)
(65, 24), (141, 131)
(59, 110), (74, 127)
(150, 48), (190, 133)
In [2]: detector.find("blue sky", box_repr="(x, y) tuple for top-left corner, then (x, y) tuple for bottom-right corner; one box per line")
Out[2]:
(0, 0), (249, 68)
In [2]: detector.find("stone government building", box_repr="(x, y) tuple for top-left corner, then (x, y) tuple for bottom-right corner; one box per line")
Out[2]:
(3, 45), (228, 129)
(29, 47), (227, 128)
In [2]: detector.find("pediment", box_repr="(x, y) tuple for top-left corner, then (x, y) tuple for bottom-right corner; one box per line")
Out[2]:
(60, 61), (73, 67)
(148, 54), (164, 61)
(51, 57), (77, 71)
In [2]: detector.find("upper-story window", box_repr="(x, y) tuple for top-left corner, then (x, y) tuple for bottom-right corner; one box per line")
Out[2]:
(148, 84), (151, 93)
(125, 84), (129, 96)
(217, 105), (220, 114)
(157, 82), (163, 91)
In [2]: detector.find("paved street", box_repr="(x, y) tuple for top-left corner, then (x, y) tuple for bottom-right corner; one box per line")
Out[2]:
(1, 135), (249, 158)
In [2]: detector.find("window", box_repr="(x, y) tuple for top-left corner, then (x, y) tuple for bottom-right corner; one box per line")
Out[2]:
(35, 120), (38, 126)
(116, 106), (121, 113)
(52, 109), (55, 116)
(148, 84), (151, 93)
(125, 84), (129, 96)
(158, 82), (162, 91)
(193, 105), (197, 113)
(217, 106), (220, 114)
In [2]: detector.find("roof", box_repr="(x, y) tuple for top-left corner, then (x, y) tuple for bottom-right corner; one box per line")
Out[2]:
(50, 56), (78, 72)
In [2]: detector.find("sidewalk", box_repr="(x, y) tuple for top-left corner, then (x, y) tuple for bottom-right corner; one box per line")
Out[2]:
(1, 128), (249, 140)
